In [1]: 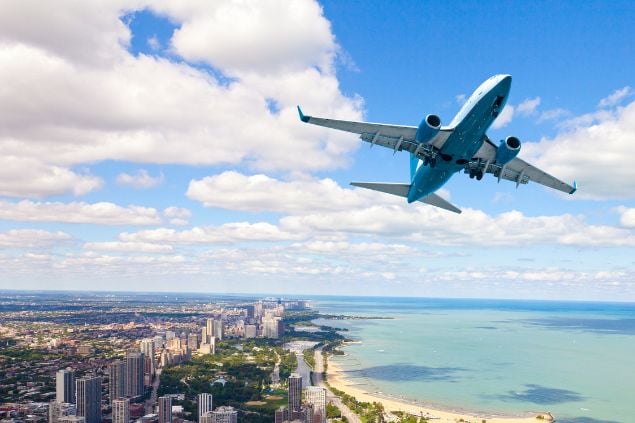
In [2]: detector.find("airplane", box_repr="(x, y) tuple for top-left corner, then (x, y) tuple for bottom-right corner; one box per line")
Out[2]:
(297, 74), (576, 214)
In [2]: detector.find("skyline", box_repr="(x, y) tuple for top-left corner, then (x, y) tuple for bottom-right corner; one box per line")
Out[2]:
(0, 1), (634, 300)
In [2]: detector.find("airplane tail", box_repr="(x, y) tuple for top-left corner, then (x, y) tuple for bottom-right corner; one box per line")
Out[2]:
(350, 182), (461, 214)
(409, 153), (419, 183)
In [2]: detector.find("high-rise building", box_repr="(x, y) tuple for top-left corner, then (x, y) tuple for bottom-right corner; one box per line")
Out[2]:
(303, 387), (326, 423)
(288, 373), (302, 413)
(188, 333), (199, 351)
(139, 339), (155, 376)
(165, 331), (175, 340)
(254, 302), (263, 318)
(205, 319), (214, 340)
(126, 351), (144, 398)
(201, 326), (208, 345)
(244, 324), (257, 339)
(108, 360), (126, 406)
(48, 401), (62, 423)
(76, 376), (101, 423)
(158, 396), (172, 423)
(112, 398), (130, 423)
(274, 406), (287, 423)
(56, 369), (75, 404)
(264, 317), (282, 338)
(209, 406), (237, 423)
(199, 412), (214, 423)
(213, 319), (224, 341)
(197, 393), (213, 420)
(245, 305), (255, 319)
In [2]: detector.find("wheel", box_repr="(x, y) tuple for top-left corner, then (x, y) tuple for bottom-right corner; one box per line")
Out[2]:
(476, 171), (483, 181)
(469, 172), (474, 179)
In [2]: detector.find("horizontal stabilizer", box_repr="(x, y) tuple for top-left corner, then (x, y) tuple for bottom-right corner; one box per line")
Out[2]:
(350, 182), (462, 214)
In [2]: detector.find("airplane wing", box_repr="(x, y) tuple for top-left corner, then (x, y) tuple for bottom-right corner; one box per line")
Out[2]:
(297, 106), (453, 153)
(473, 138), (577, 194)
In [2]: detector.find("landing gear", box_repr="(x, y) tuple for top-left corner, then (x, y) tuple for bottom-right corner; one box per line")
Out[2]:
(468, 169), (484, 180)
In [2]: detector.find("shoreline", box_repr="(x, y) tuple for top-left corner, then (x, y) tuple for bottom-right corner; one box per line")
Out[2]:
(326, 357), (553, 423)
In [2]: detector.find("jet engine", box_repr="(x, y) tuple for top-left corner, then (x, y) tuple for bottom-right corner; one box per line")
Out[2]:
(495, 136), (521, 165)
(415, 114), (441, 143)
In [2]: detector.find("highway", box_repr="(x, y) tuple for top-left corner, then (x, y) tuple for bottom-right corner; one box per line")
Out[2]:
(310, 347), (361, 423)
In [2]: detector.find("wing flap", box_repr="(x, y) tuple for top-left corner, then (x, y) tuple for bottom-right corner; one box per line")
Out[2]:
(298, 106), (453, 153)
(473, 137), (576, 194)
(350, 182), (462, 214)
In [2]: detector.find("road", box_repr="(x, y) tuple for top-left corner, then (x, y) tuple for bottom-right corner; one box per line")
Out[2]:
(310, 347), (361, 423)
(145, 368), (161, 415)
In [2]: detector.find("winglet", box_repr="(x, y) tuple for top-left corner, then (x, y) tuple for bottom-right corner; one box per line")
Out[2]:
(297, 105), (310, 123)
(569, 180), (577, 194)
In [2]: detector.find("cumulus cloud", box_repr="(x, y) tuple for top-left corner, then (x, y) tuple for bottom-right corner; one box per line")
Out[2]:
(83, 241), (173, 253)
(523, 99), (635, 199)
(617, 206), (635, 228)
(163, 206), (191, 226)
(538, 108), (571, 123)
(598, 86), (632, 108)
(516, 97), (541, 116)
(0, 157), (102, 198)
(119, 222), (303, 244)
(186, 171), (390, 213)
(491, 104), (514, 129)
(116, 169), (164, 189)
(0, 229), (71, 248)
(162, 0), (336, 74)
(0, 0), (363, 198)
(0, 200), (162, 225)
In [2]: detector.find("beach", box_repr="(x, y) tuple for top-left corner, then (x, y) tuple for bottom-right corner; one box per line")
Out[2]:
(326, 358), (552, 423)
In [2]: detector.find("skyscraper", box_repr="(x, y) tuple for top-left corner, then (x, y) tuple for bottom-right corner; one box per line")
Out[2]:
(108, 360), (126, 406)
(303, 387), (326, 423)
(273, 406), (287, 423)
(201, 326), (208, 345)
(126, 351), (144, 398)
(56, 369), (75, 404)
(187, 333), (198, 350)
(205, 318), (214, 341)
(158, 396), (172, 423)
(197, 393), (213, 420)
(76, 376), (101, 423)
(288, 373), (302, 413)
(112, 398), (130, 423)
(209, 406), (237, 423)
(213, 319), (224, 340)
(139, 339), (155, 377)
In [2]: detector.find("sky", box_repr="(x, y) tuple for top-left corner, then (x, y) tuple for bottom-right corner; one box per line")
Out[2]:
(0, 0), (634, 300)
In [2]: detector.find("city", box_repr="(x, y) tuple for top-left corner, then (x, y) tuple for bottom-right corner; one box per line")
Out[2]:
(0, 292), (360, 423)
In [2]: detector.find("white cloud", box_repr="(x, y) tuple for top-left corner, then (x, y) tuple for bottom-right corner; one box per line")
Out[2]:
(147, 35), (160, 51)
(163, 207), (191, 226)
(538, 108), (570, 123)
(116, 169), (164, 189)
(598, 86), (632, 108)
(0, 0), (363, 197)
(617, 206), (635, 228)
(119, 222), (303, 244)
(523, 99), (635, 199)
(83, 241), (173, 253)
(0, 200), (162, 225)
(491, 104), (514, 129)
(516, 97), (541, 116)
(455, 94), (466, 105)
(0, 157), (102, 198)
(0, 229), (71, 248)
(161, 0), (336, 74)
(186, 171), (389, 213)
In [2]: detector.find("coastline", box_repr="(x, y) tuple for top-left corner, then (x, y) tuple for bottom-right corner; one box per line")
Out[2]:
(326, 357), (553, 423)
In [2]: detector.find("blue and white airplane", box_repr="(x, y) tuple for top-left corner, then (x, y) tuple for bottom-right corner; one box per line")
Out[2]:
(298, 74), (576, 214)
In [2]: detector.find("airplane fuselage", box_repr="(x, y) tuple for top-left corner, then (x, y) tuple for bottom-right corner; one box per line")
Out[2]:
(407, 74), (512, 203)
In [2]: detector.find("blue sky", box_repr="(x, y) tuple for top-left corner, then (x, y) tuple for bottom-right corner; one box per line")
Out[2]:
(0, 0), (633, 300)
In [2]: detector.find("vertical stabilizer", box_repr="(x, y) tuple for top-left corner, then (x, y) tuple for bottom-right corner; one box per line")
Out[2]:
(409, 153), (420, 182)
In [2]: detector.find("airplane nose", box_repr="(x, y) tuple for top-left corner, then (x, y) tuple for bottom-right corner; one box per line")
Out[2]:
(498, 74), (512, 89)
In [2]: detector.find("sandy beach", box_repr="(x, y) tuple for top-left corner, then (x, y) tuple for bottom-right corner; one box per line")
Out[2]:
(326, 358), (552, 423)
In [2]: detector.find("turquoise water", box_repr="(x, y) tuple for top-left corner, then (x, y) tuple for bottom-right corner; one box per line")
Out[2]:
(311, 297), (635, 423)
